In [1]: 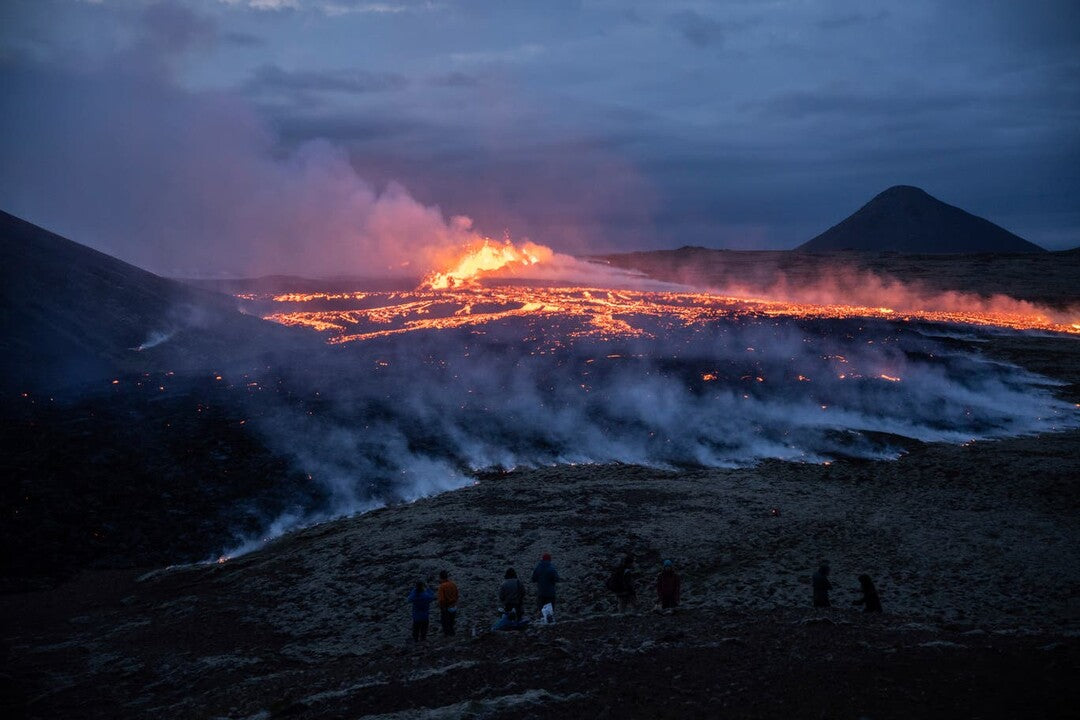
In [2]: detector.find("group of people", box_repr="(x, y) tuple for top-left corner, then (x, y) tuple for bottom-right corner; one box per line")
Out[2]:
(499, 553), (560, 622)
(406, 570), (460, 641)
(407, 555), (881, 641)
(812, 562), (882, 612)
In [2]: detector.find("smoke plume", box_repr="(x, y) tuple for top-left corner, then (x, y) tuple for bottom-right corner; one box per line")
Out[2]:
(219, 311), (1079, 556)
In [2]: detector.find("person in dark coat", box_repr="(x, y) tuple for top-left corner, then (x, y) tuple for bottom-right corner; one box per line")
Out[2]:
(812, 563), (832, 608)
(656, 559), (681, 609)
(499, 568), (526, 620)
(613, 554), (637, 613)
(407, 581), (436, 641)
(853, 574), (882, 613)
(531, 553), (560, 611)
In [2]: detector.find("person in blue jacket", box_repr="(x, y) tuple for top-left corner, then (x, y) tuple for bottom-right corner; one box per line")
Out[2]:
(531, 552), (560, 612)
(407, 581), (436, 641)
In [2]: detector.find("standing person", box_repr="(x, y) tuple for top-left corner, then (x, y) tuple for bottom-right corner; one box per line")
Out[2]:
(812, 562), (832, 608)
(853, 574), (882, 613)
(656, 559), (681, 609)
(407, 581), (436, 642)
(607, 554), (637, 613)
(499, 568), (526, 621)
(436, 570), (460, 636)
(531, 553), (560, 614)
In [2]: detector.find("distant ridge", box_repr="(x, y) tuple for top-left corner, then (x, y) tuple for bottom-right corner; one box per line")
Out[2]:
(799, 186), (1045, 253)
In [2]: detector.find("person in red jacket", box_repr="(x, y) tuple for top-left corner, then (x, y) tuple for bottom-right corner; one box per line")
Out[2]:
(436, 569), (460, 636)
(656, 559), (681, 609)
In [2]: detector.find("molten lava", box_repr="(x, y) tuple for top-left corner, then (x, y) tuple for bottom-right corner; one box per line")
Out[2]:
(251, 238), (1080, 342)
(256, 284), (1079, 345)
(421, 237), (554, 289)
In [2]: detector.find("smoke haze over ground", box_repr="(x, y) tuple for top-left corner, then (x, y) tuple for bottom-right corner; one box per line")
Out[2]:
(219, 304), (1079, 556)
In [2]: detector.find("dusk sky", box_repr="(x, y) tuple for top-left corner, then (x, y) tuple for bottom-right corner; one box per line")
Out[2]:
(1, 0), (1078, 276)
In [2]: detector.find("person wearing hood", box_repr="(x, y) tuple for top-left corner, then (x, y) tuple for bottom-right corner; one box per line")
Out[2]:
(499, 568), (526, 621)
(656, 559), (681, 609)
(407, 581), (436, 642)
(531, 553), (560, 612)
(812, 563), (832, 608)
(853, 574), (882, 613)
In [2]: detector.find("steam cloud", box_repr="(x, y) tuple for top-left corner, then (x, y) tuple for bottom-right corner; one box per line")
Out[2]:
(0, 3), (490, 279)
(221, 313), (1079, 555)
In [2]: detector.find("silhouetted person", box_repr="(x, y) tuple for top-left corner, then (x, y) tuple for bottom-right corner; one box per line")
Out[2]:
(853, 574), (882, 613)
(407, 581), (435, 641)
(812, 563), (832, 608)
(499, 567), (526, 621)
(531, 552), (560, 612)
(436, 570), (460, 635)
(656, 559), (681, 609)
(609, 554), (637, 612)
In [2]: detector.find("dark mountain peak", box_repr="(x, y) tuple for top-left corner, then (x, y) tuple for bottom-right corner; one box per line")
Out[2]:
(873, 185), (931, 201)
(798, 186), (1045, 254)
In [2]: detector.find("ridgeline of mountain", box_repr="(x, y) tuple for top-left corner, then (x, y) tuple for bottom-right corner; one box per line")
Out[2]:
(0, 210), (307, 393)
(798, 186), (1045, 253)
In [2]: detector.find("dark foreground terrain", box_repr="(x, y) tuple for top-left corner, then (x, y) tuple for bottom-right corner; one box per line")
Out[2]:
(4, 583), (1077, 719)
(3, 409), (1079, 717)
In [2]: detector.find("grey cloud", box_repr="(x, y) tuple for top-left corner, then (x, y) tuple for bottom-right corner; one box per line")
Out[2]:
(753, 89), (973, 121)
(669, 10), (727, 48)
(222, 31), (266, 47)
(271, 112), (425, 144)
(140, 1), (216, 54)
(428, 71), (481, 88)
(816, 10), (890, 30)
(245, 63), (409, 97)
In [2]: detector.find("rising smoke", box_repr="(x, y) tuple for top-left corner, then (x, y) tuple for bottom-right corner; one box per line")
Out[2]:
(220, 311), (1079, 556)
(0, 2), (491, 279)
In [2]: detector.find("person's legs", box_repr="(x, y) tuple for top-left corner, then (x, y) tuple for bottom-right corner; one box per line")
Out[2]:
(418, 619), (429, 640)
(412, 621), (421, 642)
(440, 608), (455, 636)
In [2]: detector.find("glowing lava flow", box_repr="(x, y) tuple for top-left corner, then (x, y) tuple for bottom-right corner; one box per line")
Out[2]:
(257, 284), (1080, 344)
(421, 237), (553, 289)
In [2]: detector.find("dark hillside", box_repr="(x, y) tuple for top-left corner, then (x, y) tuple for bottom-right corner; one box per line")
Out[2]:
(798, 186), (1045, 253)
(0, 210), (304, 393)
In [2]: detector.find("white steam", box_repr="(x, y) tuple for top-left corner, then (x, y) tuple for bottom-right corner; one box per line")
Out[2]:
(220, 314), (1079, 555)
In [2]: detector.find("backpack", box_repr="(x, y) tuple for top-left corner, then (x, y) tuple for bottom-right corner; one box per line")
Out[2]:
(605, 568), (624, 593)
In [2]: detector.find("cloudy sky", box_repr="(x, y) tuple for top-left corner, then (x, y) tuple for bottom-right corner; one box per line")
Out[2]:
(1, 0), (1077, 275)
